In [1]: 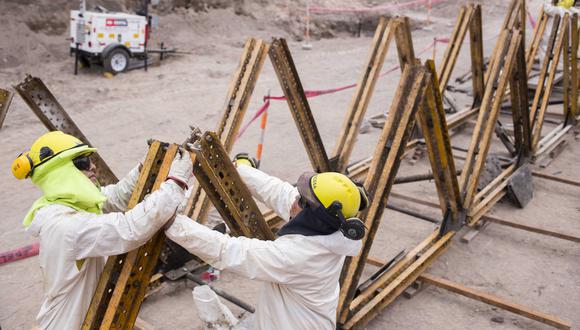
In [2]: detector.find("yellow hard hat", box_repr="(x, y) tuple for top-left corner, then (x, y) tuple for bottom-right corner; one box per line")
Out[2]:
(297, 172), (363, 218)
(557, 0), (574, 9)
(12, 131), (92, 179)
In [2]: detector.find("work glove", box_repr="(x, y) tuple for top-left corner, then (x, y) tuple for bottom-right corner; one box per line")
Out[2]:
(233, 152), (258, 169)
(166, 150), (193, 190)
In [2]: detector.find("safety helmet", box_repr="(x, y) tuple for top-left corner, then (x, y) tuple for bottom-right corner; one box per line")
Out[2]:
(297, 172), (366, 218)
(12, 131), (92, 180)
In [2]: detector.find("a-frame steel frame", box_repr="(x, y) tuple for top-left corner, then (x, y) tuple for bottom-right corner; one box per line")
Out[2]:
(459, 28), (531, 226)
(337, 61), (464, 328)
(82, 36), (342, 327)
(526, 12), (579, 160)
(437, 4), (485, 106)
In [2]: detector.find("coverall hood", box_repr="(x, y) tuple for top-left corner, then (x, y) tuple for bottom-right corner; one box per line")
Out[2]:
(23, 146), (105, 227)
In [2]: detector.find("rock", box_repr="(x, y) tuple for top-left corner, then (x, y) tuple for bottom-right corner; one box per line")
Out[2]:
(359, 119), (371, 134)
(491, 316), (504, 324)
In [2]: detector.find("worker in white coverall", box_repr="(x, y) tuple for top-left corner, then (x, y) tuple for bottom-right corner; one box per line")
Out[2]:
(11, 131), (193, 329)
(165, 154), (369, 330)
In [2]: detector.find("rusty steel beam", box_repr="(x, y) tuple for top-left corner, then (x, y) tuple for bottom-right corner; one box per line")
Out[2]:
(83, 141), (170, 329)
(337, 64), (430, 325)
(186, 38), (269, 223)
(13, 75), (118, 185)
(190, 130), (275, 241)
(332, 18), (396, 172)
(269, 38), (331, 173)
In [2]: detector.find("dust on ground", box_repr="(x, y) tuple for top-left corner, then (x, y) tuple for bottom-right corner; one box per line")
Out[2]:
(1, 0), (579, 329)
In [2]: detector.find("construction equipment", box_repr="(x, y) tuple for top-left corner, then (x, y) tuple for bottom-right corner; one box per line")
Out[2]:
(70, 0), (173, 74)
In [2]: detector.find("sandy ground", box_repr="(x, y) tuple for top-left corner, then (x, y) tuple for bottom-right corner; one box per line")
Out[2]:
(1, 0), (579, 329)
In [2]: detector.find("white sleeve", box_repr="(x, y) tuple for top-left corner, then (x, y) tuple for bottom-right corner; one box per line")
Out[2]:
(166, 215), (297, 284)
(72, 181), (184, 259)
(237, 165), (299, 221)
(100, 164), (141, 213)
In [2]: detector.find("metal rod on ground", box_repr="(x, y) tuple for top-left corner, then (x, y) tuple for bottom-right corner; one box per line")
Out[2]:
(185, 273), (256, 313)
(386, 202), (440, 224)
(532, 171), (580, 187)
(74, 43), (80, 75)
(394, 169), (462, 184)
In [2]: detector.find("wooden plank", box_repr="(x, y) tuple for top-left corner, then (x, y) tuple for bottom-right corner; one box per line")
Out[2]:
(333, 18), (395, 172)
(13, 76), (118, 186)
(337, 64), (429, 325)
(420, 274), (572, 329)
(0, 88), (13, 129)
(269, 38), (331, 172)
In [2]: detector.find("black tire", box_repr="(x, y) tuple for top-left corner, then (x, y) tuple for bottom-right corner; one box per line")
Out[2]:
(104, 48), (129, 74)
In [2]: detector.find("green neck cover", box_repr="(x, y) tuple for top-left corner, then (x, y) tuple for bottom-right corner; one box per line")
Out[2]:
(23, 147), (106, 227)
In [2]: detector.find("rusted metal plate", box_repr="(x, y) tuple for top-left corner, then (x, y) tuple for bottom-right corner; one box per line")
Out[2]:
(13, 75), (117, 185)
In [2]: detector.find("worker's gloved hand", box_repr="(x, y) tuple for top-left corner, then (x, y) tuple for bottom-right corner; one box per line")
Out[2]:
(166, 150), (193, 190)
(233, 152), (258, 169)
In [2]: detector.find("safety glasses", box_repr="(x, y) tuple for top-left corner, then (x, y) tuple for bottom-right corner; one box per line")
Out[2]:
(73, 155), (92, 171)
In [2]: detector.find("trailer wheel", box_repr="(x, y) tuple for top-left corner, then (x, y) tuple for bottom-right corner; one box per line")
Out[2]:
(104, 48), (129, 74)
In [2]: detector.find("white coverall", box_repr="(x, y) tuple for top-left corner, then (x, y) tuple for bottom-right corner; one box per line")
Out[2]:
(165, 166), (362, 330)
(26, 166), (184, 329)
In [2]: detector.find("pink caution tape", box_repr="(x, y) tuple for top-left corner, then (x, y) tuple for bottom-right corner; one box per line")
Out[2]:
(236, 37), (446, 139)
(527, 9), (537, 29)
(309, 0), (447, 14)
(0, 242), (40, 265)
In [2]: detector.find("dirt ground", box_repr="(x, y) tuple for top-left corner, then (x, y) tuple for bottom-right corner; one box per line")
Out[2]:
(1, 0), (579, 329)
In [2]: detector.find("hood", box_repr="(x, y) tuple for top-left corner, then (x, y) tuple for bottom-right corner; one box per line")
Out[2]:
(22, 146), (105, 227)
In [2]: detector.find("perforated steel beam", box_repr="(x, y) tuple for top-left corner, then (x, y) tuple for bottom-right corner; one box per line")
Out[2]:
(190, 131), (275, 240)
(186, 38), (269, 222)
(83, 141), (171, 329)
(269, 38), (331, 173)
(13, 76), (117, 185)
